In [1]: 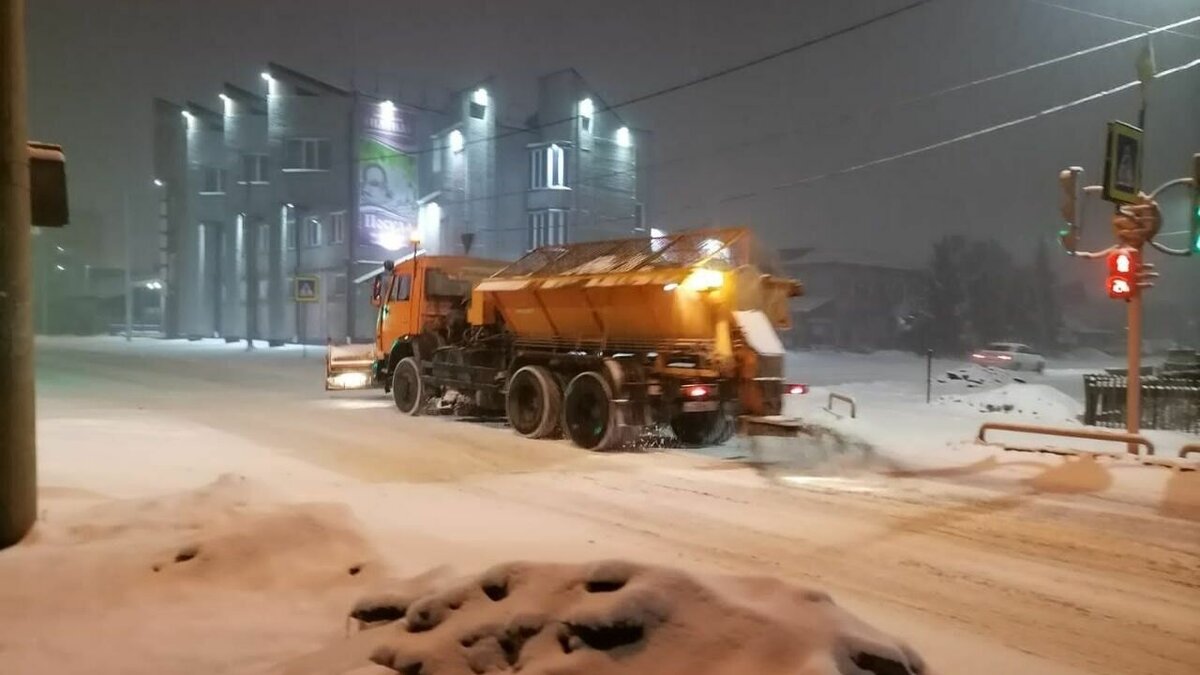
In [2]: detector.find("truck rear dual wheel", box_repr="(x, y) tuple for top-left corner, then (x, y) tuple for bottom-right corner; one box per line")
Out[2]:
(562, 371), (619, 451)
(392, 357), (427, 416)
(506, 365), (562, 439)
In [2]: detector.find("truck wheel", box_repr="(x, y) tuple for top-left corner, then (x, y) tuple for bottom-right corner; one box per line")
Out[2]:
(506, 365), (562, 439)
(562, 371), (617, 451)
(392, 357), (426, 416)
(670, 411), (731, 447)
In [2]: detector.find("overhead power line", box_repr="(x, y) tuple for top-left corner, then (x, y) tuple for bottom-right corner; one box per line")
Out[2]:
(665, 57), (1200, 215)
(1023, 0), (1200, 41)
(333, 0), (938, 164)
(400, 13), (1200, 217)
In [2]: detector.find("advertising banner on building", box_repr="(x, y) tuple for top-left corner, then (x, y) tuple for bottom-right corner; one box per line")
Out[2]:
(358, 102), (418, 252)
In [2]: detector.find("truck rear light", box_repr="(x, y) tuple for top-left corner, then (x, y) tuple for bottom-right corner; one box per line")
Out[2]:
(686, 384), (711, 398)
(786, 383), (809, 395)
(971, 353), (985, 359)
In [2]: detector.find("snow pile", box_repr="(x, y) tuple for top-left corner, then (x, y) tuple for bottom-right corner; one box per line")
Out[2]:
(0, 475), (381, 674)
(938, 364), (1022, 387)
(281, 561), (927, 675)
(934, 383), (1083, 423)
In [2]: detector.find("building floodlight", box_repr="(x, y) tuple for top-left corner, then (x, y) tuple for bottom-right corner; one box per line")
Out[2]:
(615, 126), (632, 148)
(448, 129), (465, 153)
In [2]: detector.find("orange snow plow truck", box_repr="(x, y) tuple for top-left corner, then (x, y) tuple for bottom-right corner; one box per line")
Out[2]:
(326, 228), (804, 450)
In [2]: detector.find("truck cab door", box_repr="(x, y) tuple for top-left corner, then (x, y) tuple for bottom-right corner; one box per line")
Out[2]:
(379, 271), (415, 351)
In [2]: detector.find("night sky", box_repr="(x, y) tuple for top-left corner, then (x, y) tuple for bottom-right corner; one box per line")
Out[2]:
(25, 0), (1200, 309)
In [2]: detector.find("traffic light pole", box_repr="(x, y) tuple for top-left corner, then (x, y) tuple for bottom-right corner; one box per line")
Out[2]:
(1126, 285), (1142, 455)
(0, 0), (36, 549)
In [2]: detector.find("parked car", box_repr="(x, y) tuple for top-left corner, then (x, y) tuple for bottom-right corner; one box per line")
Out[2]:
(971, 342), (1046, 373)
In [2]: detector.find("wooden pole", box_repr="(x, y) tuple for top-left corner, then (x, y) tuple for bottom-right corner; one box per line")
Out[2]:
(0, 0), (36, 548)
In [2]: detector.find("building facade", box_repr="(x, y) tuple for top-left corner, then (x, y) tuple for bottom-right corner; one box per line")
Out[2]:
(153, 64), (651, 343)
(780, 250), (926, 351)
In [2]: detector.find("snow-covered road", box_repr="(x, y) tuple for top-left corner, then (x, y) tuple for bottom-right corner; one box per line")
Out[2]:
(2, 337), (1197, 675)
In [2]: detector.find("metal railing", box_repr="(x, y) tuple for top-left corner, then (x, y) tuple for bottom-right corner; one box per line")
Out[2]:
(976, 422), (1154, 457)
(825, 392), (857, 419)
(1083, 373), (1200, 434)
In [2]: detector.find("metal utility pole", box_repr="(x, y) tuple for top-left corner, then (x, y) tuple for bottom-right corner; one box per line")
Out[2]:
(0, 0), (37, 548)
(123, 192), (133, 341)
(1126, 286), (1142, 452)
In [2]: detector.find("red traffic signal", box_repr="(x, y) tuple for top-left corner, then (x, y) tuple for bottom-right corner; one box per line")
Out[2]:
(1105, 248), (1140, 300)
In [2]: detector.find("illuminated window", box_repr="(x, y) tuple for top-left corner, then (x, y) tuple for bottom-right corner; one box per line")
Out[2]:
(530, 144), (567, 189)
(579, 98), (593, 132)
(283, 206), (296, 250)
(528, 209), (567, 249)
(330, 211), (346, 244)
(305, 216), (322, 248)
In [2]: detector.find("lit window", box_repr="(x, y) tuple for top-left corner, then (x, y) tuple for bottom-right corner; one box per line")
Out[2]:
(578, 98), (594, 132)
(528, 209), (567, 249)
(448, 129), (464, 153)
(469, 88), (488, 120)
(200, 167), (226, 194)
(530, 144), (567, 189)
(305, 216), (322, 248)
(283, 138), (331, 171)
(239, 154), (269, 184)
(330, 212), (346, 244)
(283, 205), (296, 250)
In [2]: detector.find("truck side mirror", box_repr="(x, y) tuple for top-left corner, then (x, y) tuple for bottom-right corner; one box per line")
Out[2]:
(28, 142), (69, 228)
(371, 274), (383, 307)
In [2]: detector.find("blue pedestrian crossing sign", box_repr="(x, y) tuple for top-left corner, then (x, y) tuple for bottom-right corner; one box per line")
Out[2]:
(294, 276), (319, 303)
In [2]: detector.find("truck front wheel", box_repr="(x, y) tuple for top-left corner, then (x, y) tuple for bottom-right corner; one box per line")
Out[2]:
(392, 357), (426, 416)
(506, 365), (562, 439)
(562, 371), (617, 451)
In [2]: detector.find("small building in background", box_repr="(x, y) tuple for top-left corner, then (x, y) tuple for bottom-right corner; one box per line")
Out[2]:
(780, 248), (926, 351)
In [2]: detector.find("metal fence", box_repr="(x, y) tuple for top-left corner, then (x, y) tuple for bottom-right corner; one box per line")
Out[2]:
(1083, 373), (1200, 433)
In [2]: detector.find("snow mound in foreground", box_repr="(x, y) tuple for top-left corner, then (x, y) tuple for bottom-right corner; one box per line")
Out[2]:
(935, 383), (1082, 423)
(283, 561), (928, 675)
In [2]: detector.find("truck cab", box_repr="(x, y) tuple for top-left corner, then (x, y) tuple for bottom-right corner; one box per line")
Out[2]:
(325, 253), (504, 391)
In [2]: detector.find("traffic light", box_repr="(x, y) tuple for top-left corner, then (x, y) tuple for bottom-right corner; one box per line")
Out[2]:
(1106, 248), (1140, 300)
(1191, 154), (1199, 254)
(1058, 167), (1083, 253)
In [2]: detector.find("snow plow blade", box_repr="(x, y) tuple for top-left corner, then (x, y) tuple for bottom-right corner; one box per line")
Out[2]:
(325, 343), (379, 391)
(738, 415), (805, 438)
